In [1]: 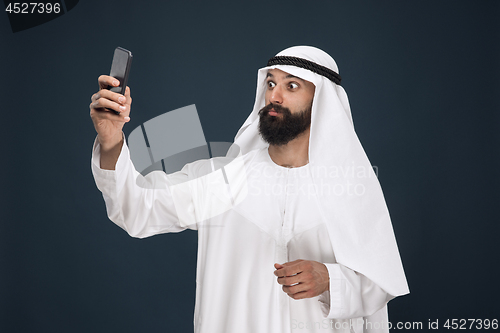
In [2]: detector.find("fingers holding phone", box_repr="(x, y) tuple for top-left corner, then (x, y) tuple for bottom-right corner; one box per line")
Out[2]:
(90, 83), (131, 143)
(90, 47), (133, 149)
(98, 74), (120, 91)
(91, 76), (131, 118)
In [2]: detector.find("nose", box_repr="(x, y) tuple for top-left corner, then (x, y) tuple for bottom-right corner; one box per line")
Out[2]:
(270, 85), (283, 105)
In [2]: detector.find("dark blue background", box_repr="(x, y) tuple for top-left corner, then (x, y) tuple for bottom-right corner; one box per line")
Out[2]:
(1, 1), (499, 332)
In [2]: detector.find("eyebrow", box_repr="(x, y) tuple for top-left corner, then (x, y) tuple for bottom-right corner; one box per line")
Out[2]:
(266, 72), (305, 82)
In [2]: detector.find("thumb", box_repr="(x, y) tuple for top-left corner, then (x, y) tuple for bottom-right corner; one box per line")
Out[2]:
(274, 263), (284, 269)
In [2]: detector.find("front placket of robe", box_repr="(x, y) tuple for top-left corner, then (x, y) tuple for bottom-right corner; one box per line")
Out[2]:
(275, 166), (293, 330)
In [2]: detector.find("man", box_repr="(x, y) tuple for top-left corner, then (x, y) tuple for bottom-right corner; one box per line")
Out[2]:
(90, 46), (409, 332)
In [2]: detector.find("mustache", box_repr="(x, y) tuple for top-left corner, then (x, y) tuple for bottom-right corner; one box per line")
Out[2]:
(258, 103), (291, 116)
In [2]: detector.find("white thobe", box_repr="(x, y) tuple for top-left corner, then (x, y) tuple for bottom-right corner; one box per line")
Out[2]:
(91, 138), (393, 333)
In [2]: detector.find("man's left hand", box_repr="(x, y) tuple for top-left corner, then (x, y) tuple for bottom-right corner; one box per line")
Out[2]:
(274, 259), (329, 300)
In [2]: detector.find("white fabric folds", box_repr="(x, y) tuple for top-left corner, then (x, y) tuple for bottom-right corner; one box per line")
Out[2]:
(227, 46), (409, 298)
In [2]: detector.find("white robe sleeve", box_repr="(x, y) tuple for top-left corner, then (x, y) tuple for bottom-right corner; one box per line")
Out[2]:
(91, 136), (194, 238)
(318, 263), (392, 320)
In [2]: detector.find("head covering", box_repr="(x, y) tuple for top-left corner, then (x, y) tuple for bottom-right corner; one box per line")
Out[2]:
(227, 46), (409, 297)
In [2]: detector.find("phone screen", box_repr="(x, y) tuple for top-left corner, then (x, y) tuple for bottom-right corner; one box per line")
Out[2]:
(109, 47), (132, 94)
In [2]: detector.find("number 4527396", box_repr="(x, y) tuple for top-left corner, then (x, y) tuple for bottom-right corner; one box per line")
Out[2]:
(444, 319), (498, 330)
(5, 3), (61, 14)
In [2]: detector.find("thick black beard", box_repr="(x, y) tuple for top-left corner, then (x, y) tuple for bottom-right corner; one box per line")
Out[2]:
(258, 103), (312, 146)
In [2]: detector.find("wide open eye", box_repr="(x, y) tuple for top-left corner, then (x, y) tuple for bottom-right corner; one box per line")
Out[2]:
(267, 81), (276, 88)
(289, 82), (299, 89)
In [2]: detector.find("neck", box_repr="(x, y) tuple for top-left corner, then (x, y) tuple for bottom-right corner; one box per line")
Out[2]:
(268, 128), (310, 168)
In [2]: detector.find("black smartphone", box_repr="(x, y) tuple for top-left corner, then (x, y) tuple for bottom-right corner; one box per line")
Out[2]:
(108, 47), (133, 114)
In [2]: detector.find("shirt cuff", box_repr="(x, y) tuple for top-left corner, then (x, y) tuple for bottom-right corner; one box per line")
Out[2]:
(91, 133), (129, 194)
(318, 263), (345, 318)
